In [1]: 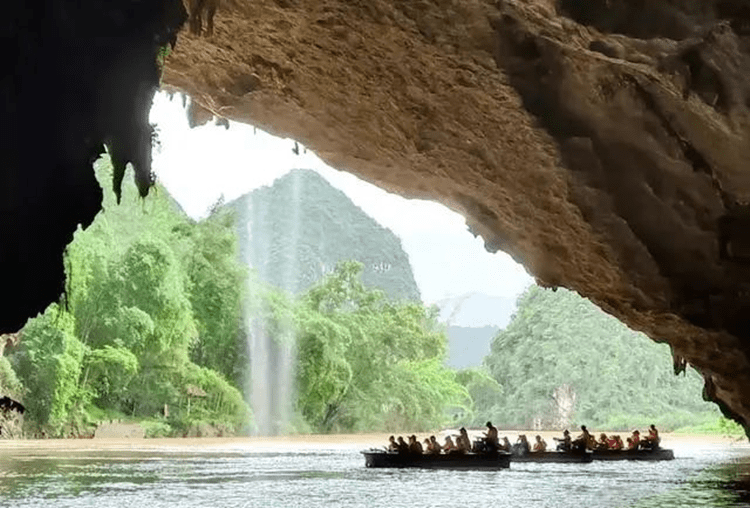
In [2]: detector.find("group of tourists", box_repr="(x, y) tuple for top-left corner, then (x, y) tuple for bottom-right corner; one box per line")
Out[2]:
(387, 423), (500, 455)
(553, 424), (660, 452)
(386, 422), (548, 455)
(385, 422), (661, 456)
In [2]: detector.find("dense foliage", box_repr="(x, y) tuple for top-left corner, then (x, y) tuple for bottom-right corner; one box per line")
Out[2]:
(9, 157), (250, 437)
(6, 158), (461, 437)
(294, 261), (468, 432)
(465, 285), (721, 431)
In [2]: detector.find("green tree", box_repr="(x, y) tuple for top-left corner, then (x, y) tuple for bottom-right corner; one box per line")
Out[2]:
(296, 261), (467, 432)
(182, 209), (247, 386)
(13, 305), (86, 435)
(481, 285), (720, 430)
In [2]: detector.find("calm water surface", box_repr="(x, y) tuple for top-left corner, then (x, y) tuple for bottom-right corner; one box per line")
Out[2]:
(0, 441), (748, 508)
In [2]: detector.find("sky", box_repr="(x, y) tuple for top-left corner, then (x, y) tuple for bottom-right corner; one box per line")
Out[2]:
(149, 93), (533, 306)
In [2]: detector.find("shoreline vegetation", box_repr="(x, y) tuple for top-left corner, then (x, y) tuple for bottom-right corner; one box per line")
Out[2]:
(1, 157), (736, 440)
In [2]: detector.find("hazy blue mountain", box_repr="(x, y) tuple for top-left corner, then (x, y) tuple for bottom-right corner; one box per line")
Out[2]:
(445, 325), (500, 369)
(226, 169), (420, 301)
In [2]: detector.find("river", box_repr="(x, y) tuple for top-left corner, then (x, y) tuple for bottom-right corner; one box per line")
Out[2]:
(0, 435), (748, 508)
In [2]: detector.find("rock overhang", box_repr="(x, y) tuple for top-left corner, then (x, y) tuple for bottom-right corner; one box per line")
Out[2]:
(2, 0), (750, 434)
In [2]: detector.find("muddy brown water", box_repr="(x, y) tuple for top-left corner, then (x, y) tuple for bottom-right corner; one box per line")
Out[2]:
(0, 434), (748, 507)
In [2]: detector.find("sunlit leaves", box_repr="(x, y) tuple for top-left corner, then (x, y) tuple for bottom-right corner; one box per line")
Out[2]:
(296, 261), (465, 432)
(481, 285), (720, 430)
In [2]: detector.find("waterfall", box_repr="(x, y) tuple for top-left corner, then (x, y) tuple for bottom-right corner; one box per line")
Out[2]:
(242, 171), (301, 435)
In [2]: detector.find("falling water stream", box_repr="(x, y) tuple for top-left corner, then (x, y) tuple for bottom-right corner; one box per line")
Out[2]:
(244, 172), (302, 435)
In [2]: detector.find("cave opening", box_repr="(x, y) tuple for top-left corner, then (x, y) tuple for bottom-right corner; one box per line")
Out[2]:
(3, 87), (728, 440)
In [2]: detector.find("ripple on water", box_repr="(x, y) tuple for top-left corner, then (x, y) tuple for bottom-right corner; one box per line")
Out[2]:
(0, 443), (748, 508)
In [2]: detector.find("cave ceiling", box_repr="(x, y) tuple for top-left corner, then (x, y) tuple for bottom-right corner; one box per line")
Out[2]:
(3, 0), (750, 432)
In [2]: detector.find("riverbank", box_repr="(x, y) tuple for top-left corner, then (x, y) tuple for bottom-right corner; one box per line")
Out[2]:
(0, 430), (746, 457)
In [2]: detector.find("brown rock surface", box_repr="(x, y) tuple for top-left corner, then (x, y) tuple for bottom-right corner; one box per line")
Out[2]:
(2, 0), (749, 435)
(162, 0), (750, 428)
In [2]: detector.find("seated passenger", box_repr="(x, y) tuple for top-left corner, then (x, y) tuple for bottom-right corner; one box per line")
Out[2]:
(532, 435), (547, 452)
(643, 424), (660, 449)
(500, 436), (512, 452)
(423, 438), (432, 453)
(397, 436), (409, 454)
(443, 435), (457, 453)
(456, 428), (472, 454)
(596, 433), (610, 450)
(429, 435), (442, 454)
(387, 435), (399, 452)
(631, 430), (641, 450)
(606, 435), (619, 449)
(626, 437), (636, 450)
(554, 429), (572, 452)
(408, 434), (424, 454)
(513, 434), (531, 455)
(612, 435), (624, 450)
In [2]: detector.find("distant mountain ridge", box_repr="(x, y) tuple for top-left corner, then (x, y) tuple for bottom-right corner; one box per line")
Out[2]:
(226, 169), (421, 301)
(445, 325), (499, 369)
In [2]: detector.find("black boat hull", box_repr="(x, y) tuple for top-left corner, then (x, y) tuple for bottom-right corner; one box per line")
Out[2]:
(591, 448), (675, 461)
(362, 450), (511, 469)
(511, 451), (593, 463)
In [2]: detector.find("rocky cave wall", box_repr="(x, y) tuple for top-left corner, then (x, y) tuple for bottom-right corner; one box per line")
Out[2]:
(164, 0), (750, 426)
(3, 0), (750, 431)
(0, 0), (186, 332)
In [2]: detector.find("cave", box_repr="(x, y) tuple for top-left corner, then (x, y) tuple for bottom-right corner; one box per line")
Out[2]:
(3, 0), (750, 433)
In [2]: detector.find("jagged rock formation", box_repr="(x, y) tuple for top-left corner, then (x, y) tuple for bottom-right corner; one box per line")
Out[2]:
(0, 0), (186, 332)
(4, 1), (750, 432)
(161, 0), (750, 430)
(226, 169), (421, 300)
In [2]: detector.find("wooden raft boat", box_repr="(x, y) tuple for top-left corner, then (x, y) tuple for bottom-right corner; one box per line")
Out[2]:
(362, 450), (511, 469)
(591, 448), (675, 461)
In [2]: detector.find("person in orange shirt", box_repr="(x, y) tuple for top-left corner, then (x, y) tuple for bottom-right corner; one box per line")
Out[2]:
(644, 425), (660, 449)
(443, 435), (457, 453)
(428, 435), (443, 454)
(631, 430), (641, 449)
(611, 435), (624, 450)
(532, 435), (547, 452)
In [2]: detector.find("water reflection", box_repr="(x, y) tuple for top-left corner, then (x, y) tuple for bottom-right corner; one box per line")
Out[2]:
(0, 443), (747, 508)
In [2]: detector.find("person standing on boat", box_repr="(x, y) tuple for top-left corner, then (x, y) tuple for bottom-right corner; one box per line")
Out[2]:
(532, 435), (547, 452)
(554, 429), (572, 451)
(573, 425), (593, 450)
(483, 421), (499, 451)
